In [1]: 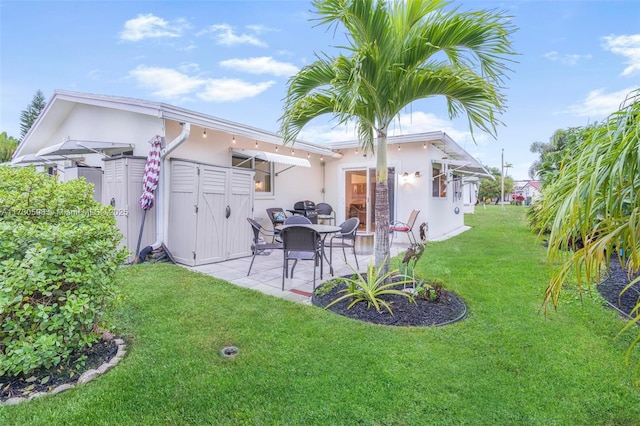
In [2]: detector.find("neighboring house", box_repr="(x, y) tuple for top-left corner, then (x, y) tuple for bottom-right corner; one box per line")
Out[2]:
(12, 90), (491, 265)
(513, 180), (541, 205)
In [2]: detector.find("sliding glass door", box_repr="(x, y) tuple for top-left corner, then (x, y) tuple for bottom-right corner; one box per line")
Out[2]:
(345, 167), (395, 232)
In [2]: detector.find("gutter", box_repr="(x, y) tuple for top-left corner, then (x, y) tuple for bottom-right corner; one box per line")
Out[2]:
(151, 122), (190, 250)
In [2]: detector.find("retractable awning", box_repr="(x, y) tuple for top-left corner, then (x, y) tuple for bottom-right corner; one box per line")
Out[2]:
(37, 140), (134, 157)
(11, 153), (67, 165)
(232, 149), (311, 168)
(431, 159), (493, 179)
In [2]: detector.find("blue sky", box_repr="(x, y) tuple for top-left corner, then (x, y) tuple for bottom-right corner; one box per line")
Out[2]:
(1, 0), (639, 180)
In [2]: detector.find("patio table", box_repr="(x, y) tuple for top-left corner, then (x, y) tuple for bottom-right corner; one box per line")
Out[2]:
(276, 224), (341, 275)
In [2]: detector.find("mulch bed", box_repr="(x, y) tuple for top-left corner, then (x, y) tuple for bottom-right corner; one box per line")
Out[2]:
(0, 338), (118, 402)
(598, 259), (640, 319)
(312, 278), (467, 327)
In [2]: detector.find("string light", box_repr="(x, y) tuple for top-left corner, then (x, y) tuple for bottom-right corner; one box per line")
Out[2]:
(232, 135), (236, 144)
(307, 152), (310, 158)
(275, 146), (278, 152)
(423, 142), (426, 149)
(255, 141), (258, 148)
(320, 155), (324, 161)
(397, 144), (401, 151)
(291, 149), (295, 155)
(203, 128), (207, 138)
(355, 147), (358, 154)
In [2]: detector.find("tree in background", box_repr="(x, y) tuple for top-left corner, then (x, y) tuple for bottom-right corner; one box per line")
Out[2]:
(478, 166), (514, 202)
(280, 0), (516, 273)
(0, 132), (19, 162)
(20, 89), (46, 140)
(528, 126), (590, 185)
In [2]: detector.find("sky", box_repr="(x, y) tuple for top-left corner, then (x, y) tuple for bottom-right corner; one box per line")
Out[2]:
(1, 0), (639, 180)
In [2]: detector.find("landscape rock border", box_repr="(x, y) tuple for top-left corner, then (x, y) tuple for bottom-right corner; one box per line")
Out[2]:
(0, 338), (127, 407)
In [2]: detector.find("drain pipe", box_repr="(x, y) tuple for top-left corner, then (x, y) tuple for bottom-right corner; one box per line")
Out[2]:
(151, 122), (190, 250)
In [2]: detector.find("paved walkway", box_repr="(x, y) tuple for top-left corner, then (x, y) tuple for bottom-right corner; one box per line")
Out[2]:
(190, 243), (406, 303)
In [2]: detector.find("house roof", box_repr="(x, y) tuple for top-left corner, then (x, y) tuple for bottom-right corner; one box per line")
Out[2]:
(13, 90), (341, 161)
(329, 131), (491, 178)
(523, 180), (541, 190)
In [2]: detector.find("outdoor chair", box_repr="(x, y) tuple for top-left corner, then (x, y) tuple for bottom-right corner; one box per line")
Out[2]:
(247, 218), (283, 276)
(390, 209), (420, 245)
(326, 217), (359, 275)
(266, 207), (287, 241)
(316, 202), (335, 225)
(283, 215), (312, 225)
(281, 225), (323, 291)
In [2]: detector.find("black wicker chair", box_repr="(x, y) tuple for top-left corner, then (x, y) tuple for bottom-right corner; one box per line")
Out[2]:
(247, 218), (283, 276)
(326, 217), (359, 275)
(280, 225), (322, 290)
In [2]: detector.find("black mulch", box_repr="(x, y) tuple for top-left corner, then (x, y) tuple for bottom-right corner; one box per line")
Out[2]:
(1, 338), (118, 402)
(598, 260), (640, 319)
(312, 279), (467, 327)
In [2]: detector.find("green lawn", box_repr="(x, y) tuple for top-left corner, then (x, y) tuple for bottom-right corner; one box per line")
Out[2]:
(2, 205), (639, 425)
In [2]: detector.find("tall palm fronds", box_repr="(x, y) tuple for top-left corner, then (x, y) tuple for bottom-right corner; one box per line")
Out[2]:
(540, 88), (640, 382)
(280, 0), (516, 272)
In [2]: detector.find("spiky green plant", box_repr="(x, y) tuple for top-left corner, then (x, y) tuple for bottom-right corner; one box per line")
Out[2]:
(325, 258), (414, 314)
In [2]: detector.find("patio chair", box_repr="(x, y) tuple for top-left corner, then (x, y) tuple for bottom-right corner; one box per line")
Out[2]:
(247, 218), (283, 276)
(390, 209), (420, 245)
(281, 225), (323, 291)
(316, 202), (335, 225)
(283, 215), (312, 225)
(326, 217), (359, 275)
(266, 208), (287, 241)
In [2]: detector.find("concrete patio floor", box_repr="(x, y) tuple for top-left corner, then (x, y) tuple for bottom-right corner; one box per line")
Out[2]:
(190, 243), (406, 303)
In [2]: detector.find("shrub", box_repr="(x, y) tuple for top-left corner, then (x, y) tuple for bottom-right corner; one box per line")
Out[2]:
(0, 166), (127, 377)
(325, 259), (414, 314)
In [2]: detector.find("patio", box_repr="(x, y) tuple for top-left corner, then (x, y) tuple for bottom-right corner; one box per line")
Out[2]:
(190, 242), (406, 303)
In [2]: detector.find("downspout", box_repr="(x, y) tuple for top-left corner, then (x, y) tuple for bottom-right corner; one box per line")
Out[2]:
(151, 122), (190, 250)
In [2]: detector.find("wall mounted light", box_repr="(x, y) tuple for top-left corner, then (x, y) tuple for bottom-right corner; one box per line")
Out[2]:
(415, 171), (421, 178)
(203, 128), (207, 138)
(402, 171), (409, 183)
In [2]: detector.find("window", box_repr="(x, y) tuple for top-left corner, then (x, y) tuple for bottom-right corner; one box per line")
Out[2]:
(451, 175), (462, 202)
(232, 154), (273, 195)
(432, 165), (447, 198)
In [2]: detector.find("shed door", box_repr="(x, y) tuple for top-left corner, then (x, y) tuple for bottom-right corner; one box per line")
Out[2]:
(169, 160), (199, 266)
(195, 165), (227, 264)
(225, 169), (254, 259)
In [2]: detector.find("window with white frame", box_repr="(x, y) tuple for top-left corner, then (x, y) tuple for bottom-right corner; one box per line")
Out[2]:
(232, 154), (274, 195)
(432, 164), (447, 198)
(451, 175), (462, 202)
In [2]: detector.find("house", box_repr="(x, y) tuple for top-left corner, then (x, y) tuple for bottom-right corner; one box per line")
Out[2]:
(12, 90), (491, 265)
(513, 180), (541, 205)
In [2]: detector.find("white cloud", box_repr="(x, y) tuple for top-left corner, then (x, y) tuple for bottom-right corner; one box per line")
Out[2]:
(564, 87), (637, 118)
(128, 66), (206, 98)
(128, 65), (274, 102)
(602, 34), (640, 76)
(205, 24), (267, 47)
(219, 57), (299, 77)
(198, 79), (275, 102)
(120, 14), (187, 42)
(543, 51), (592, 65)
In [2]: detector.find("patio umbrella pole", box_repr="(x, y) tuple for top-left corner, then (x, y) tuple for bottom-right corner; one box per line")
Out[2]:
(133, 209), (148, 264)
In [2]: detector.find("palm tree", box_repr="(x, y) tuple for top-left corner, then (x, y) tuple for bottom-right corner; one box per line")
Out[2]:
(280, 0), (516, 272)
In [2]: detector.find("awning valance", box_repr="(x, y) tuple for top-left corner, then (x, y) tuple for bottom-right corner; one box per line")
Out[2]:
(232, 149), (311, 168)
(37, 140), (134, 157)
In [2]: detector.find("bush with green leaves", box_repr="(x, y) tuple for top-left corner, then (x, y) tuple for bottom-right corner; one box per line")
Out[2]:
(0, 166), (127, 378)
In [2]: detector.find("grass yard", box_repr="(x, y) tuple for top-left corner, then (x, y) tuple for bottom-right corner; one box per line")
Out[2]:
(1, 205), (639, 425)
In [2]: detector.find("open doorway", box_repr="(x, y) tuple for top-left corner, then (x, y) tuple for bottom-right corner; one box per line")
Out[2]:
(345, 167), (395, 232)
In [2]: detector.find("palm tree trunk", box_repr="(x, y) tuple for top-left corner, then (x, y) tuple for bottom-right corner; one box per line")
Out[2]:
(374, 133), (390, 275)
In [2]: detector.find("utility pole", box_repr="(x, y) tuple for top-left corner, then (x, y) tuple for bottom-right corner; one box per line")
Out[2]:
(501, 149), (505, 211)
